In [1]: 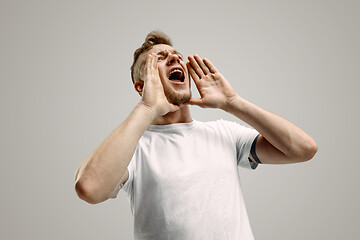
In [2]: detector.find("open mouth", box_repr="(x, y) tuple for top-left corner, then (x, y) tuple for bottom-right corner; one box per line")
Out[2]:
(168, 68), (185, 83)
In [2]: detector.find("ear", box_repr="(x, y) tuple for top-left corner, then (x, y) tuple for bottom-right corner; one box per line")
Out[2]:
(134, 80), (144, 95)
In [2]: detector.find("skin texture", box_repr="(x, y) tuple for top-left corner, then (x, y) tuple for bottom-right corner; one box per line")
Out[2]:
(135, 45), (191, 107)
(74, 44), (318, 204)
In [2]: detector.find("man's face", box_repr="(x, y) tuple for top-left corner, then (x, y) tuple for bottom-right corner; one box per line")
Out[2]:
(137, 44), (191, 105)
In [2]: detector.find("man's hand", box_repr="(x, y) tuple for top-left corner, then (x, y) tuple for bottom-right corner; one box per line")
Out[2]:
(187, 54), (237, 110)
(75, 54), (184, 204)
(187, 55), (317, 165)
(141, 53), (180, 116)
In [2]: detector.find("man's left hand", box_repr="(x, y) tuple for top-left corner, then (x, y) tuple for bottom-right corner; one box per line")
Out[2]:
(187, 54), (237, 110)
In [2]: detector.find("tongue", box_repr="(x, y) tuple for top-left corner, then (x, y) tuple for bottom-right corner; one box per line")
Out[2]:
(169, 71), (183, 81)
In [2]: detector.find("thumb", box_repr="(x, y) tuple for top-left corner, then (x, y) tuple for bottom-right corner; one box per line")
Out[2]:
(186, 98), (203, 106)
(168, 103), (181, 113)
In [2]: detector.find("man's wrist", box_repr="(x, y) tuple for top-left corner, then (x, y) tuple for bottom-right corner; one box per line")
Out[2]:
(221, 94), (242, 113)
(135, 101), (159, 121)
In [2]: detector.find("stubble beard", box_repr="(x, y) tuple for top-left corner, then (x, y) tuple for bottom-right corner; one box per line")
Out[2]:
(166, 89), (192, 106)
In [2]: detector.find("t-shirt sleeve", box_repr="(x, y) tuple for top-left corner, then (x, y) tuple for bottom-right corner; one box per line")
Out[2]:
(110, 151), (136, 199)
(221, 120), (260, 170)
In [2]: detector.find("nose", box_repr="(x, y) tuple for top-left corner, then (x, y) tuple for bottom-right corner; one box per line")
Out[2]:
(167, 53), (180, 65)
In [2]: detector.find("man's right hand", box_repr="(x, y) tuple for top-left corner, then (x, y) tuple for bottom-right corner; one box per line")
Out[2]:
(140, 53), (180, 117)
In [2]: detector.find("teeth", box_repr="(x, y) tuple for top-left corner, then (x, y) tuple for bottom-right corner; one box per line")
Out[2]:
(170, 69), (183, 75)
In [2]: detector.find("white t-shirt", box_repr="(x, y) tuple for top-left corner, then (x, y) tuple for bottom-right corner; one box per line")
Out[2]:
(112, 119), (259, 240)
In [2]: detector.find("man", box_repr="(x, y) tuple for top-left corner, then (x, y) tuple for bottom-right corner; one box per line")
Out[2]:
(74, 31), (318, 239)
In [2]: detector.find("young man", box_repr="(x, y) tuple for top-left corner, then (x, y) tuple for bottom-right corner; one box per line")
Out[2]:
(75, 31), (318, 239)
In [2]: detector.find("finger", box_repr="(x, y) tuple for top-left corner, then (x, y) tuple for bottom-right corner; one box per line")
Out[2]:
(145, 54), (152, 75)
(148, 54), (160, 82)
(188, 55), (205, 78)
(187, 62), (200, 84)
(186, 98), (203, 106)
(150, 53), (157, 73)
(168, 104), (181, 113)
(194, 54), (210, 75)
(146, 54), (155, 77)
(203, 58), (218, 73)
(144, 55), (152, 86)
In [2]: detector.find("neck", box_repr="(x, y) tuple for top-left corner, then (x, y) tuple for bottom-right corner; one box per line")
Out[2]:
(151, 105), (193, 125)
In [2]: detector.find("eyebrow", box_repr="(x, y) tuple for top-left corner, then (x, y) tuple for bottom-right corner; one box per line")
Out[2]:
(157, 49), (183, 58)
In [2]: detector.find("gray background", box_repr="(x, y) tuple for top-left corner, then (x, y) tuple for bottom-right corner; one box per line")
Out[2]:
(1, 0), (359, 239)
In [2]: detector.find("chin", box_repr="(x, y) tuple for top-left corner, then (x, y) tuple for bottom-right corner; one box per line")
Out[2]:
(167, 91), (192, 105)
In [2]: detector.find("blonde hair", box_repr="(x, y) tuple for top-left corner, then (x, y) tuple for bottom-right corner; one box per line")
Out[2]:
(131, 31), (172, 83)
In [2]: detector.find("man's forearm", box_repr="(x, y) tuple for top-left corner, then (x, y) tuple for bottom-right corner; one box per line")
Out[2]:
(186, 54), (317, 163)
(223, 95), (317, 162)
(75, 102), (156, 204)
